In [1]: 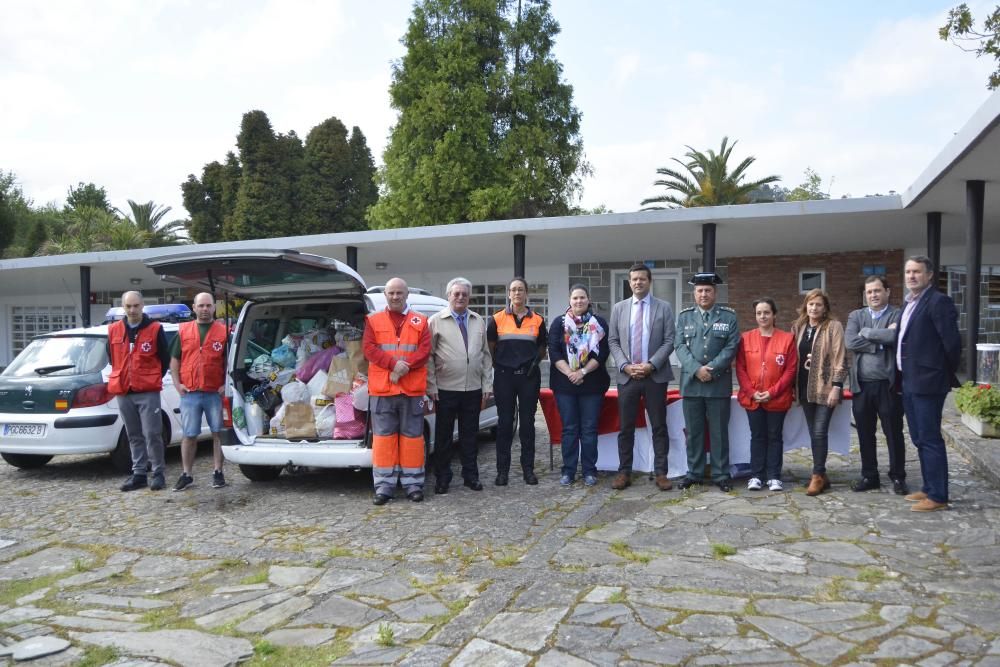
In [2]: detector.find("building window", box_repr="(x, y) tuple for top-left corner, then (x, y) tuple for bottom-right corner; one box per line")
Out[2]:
(469, 283), (548, 320)
(799, 270), (825, 293)
(10, 306), (79, 358)
(862, 264), (886, 276)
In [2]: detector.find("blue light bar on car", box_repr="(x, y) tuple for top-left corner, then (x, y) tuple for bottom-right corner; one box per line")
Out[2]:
(103, 303), (194, 323)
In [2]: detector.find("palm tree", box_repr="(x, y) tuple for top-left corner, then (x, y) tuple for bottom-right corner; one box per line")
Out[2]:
(38, 206), (149, 254)
(124, 200), (188, 246)
(640, 137), (780, 210)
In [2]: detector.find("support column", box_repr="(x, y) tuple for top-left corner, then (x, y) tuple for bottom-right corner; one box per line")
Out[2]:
(926, 212), (941, 283)
(79, 266), (91, 327)
(514, 234), (525, 279)
(966, 180), (985, 381)
(701, 223), (716, 273)
(346, 246), (358, 271)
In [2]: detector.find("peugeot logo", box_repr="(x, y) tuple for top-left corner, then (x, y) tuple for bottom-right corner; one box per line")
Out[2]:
(25, 385), (33, 397)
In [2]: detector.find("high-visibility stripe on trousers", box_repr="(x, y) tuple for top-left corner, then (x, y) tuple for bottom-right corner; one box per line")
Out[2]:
(371, 394), (426, 495)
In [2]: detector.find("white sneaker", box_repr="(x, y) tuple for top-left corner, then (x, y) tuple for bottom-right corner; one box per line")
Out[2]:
(747, 477), (763, 491)
(767, 479), (784, 491)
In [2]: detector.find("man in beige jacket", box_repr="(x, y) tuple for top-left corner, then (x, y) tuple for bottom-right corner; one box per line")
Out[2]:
(427, 277), (493, 494)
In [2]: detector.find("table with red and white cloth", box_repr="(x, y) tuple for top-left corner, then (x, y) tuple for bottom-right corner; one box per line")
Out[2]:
(538, 388), (853, 475)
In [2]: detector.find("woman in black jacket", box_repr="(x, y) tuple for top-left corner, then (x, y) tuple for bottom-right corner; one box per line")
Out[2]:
(548, 284), (611, 486)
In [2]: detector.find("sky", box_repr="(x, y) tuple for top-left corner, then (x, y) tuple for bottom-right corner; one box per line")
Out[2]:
(1, 0), (997, 221)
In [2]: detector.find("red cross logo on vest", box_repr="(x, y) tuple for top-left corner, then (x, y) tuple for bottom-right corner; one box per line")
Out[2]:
(212, 341), (223, 352)
(410, 316), (421, 326)
(140, 341), (152, 353)
(776, 354), (786, 366)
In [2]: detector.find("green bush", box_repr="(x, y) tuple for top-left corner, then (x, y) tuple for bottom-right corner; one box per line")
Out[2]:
(954, 382), (1000, 425)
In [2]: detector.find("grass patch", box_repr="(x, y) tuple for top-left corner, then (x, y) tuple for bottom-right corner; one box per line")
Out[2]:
(76, 645), (120, 667)
(856, 567), (888, 584)
(263, 525), (324, 538)
(815, 576), (846, 602)
(217, 557), (247, 570)
(73, 557), (91, 572)
(86, 490), (100, 500)
(138, 607), (198, 632)
(609, 541), (652, 564)
(558, 565), (587, 574)
(376, 622), (396, 646)
(742, 601), (758, 616)
(450, 544), (480, 566)
(327, 546), (355, 558)
(245, 640), (349, 666)
(425, 598), (471, 626)
(0, 572), (66, 606)
(574, 522), (606, 538)
(710, 543), (737, 559)
(490, 548), (524, 567)
(240, 569), (269, 585)
(608, 590), (626, 603)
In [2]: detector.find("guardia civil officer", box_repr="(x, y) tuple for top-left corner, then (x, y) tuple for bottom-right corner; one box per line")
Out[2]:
(675, 273), (740, 492)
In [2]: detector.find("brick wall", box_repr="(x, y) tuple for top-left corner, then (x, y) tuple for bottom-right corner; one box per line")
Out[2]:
(727, 249), (905, 330)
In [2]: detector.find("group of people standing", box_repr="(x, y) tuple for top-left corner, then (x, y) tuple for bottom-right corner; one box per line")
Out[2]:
(363, 276), (547, 505)
(111, 254), (960, 515)
(111, 291), (228, 494)
(732, 256), (961, 513)
(367, 255), (962, 513)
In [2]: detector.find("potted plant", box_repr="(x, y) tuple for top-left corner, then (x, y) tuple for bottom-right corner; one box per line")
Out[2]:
(954, 382), (1000, 437)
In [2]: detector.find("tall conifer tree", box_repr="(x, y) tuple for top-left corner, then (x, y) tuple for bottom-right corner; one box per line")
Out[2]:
(369, 0), (586, 229)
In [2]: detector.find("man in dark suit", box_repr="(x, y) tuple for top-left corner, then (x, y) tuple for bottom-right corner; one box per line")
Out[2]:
(608, 263), (676, 491)
(897, 256), (961, 512)
(846, 275), (908, 495)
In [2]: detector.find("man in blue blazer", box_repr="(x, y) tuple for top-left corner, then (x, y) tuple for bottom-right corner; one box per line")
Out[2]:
(897, 256), (961, 512)
(608, 263), (675, 491)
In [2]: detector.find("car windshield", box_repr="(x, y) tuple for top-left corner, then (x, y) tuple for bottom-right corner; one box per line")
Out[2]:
(1, 336), (108, 378)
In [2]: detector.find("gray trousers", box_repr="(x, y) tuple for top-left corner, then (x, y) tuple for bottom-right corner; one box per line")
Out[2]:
(117, 392), (165, 476)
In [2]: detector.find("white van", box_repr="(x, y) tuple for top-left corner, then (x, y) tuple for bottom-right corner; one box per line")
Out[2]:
(145, 250), (497, 483)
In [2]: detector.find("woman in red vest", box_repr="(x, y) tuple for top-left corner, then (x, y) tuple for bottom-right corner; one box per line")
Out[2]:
(735, 297), (797, 492)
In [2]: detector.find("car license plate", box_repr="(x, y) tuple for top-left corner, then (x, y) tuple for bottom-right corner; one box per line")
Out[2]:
(1, 423), (45, 438)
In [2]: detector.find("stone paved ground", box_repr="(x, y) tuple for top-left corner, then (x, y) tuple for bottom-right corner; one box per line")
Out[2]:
(1, 406), (999, 666)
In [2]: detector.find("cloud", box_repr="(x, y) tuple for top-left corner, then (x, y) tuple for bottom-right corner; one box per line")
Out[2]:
(611, 50), (641, 87)
(135, 0), (349, 79)
(835, 12), (994, 102)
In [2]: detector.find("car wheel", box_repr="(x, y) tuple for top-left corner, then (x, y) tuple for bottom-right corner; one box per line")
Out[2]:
(1, 452), (53, 469)
(239, 464), (282, 482)
(109, 429), (132, 473)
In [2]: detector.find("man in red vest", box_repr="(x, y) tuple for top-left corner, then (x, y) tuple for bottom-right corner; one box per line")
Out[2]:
(169, 292), (228, 491)
(107, 291), (171, 491)
(363, 277), (431, 505)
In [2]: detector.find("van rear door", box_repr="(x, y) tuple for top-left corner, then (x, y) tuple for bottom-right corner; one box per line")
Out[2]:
(144, 250), (367, 300)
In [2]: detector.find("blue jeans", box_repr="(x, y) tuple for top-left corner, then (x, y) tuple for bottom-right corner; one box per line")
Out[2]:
(180, 391), (223, 437)
(902, 392), (949, 503)
(555, 391), (603, 479)
(746, 407), (786, 481)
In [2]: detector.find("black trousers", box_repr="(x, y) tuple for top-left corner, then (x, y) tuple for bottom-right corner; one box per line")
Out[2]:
(493, 366), (540, 474)
(852, 379), (906, 481)
(433, 389), (483, 484)
(616, 376), (669, 474)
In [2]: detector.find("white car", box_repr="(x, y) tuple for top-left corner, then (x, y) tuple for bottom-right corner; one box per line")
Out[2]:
(146, 249), (498, 483)
(0, 313), (209, 471)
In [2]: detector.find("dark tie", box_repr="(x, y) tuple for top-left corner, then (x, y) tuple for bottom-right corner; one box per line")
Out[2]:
(457, 314), (468, 348)
(703, 311), (710, 326)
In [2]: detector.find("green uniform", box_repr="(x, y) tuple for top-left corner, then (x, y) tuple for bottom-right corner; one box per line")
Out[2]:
(675, 305), (740, 482)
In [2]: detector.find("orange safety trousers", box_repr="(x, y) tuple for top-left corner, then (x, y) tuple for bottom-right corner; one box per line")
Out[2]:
(371, 394), (426, 495)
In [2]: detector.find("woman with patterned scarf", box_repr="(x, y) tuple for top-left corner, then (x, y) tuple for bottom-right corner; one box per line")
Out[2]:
(548, 284), (611, 487)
